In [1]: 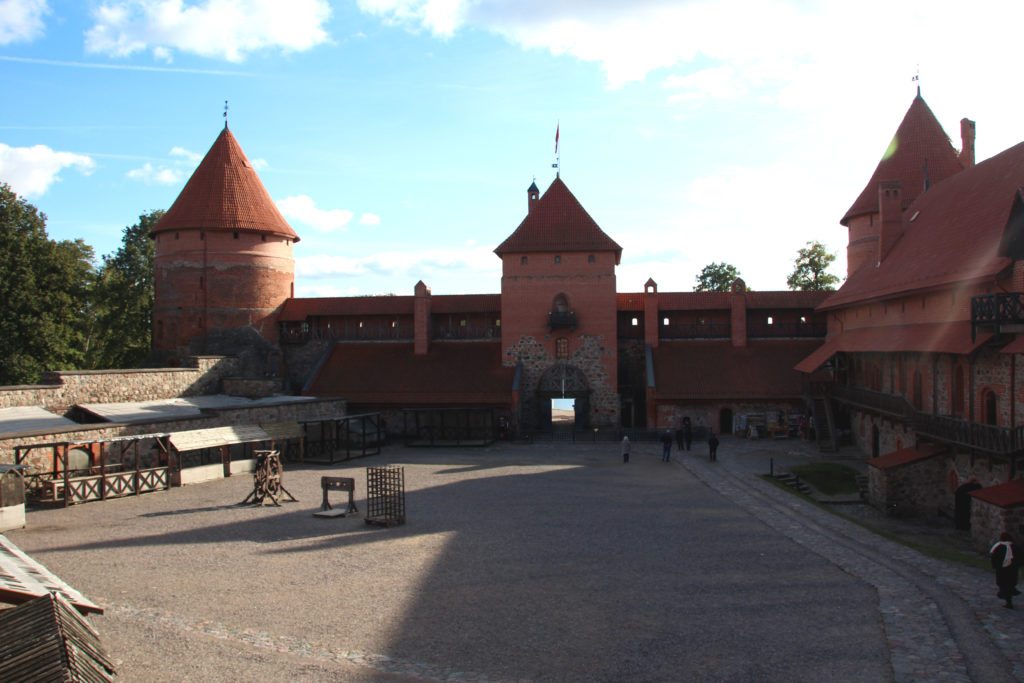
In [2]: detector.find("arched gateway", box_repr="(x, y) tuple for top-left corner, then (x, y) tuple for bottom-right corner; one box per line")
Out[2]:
(536, 363), (591, 429)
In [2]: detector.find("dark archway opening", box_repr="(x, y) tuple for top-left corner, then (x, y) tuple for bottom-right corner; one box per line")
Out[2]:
(719, 408), (733, 435)
(954, 482), (982, 531)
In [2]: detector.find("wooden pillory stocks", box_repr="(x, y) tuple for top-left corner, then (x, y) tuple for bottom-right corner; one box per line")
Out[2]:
(313, 476), (358, 519)
(239, 450), (296, 507)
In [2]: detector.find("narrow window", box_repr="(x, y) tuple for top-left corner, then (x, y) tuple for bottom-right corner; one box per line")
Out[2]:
(799, 316), (807, 324)
(460, 319), (467, 327)
(631, 317), (639, 326)
(200, 231), (205, 241)
(261, 234), (267, 242)
(174, 232), (179, 240)
(521, 256), (528, 265)
(662, 317), (669, 326)
(554, 255), (561, 264)
(767, 316), (774, 325)
(588, 254), (595, 263)
(495, 319), (501, 327)
(556, 337), (569, 359)
(233, 231), (239, 239)
(199, 276), (204, 290)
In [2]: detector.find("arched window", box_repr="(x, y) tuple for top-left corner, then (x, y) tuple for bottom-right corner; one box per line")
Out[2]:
(552, 293), (569, 313)
(952, 365), (965, 418)
(984, 390), (999, 426)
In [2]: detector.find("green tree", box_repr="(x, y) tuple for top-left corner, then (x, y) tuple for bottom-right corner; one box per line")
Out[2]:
(89, 210), (161, 369)
(694, 262), (741, 292)
(787, 241), (841, 291)
(0, 183), (97, 384)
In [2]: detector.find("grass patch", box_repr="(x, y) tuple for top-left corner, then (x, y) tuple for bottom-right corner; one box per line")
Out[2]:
(788, 462), (860, 495)
(761, 475), (989, 571)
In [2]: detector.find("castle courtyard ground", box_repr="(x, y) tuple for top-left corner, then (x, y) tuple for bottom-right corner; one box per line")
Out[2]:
(7, 438), (1024, 682)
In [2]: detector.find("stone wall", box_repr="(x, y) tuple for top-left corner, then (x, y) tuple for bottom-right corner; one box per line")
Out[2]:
(0, 356), (239, 414)
(656, 400), (804, 435)
(2, 397), (347, 468)
(282, 339), (332, 392)
(867, 455), (947, 517)
(504, 334), (619, 429)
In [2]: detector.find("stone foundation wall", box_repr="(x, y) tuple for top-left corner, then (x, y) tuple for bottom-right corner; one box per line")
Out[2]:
(852, 410), (916, 457)
(0, 356), (240, 414)
(656, 400), (804, 435)
(2, 398), (347, 468)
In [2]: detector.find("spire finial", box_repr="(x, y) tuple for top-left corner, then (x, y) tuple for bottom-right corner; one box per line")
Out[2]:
(552, 121), (560, 178)
(223, 99), (229, 129)
(912, 65), (920, 97)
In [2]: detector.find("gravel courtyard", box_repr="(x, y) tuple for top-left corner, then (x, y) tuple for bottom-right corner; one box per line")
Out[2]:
(8, 442), (891, 682)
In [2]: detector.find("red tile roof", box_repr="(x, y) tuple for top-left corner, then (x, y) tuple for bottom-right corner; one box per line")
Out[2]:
(280, 296), (414, 321)
(431, 294), (501, 313)
(152, 127), (298, 240)
(841, 94), (964, 226)
(303, 341), (514, 405)
(652, 340), (821, 399)
(617, 293), (644, 311)
(657, 292), (731, 310)
(794, 322), (992, 373)
(821, 140), (1024, 310)
(970, 479), (1024, 508)
(494, 177), (622, 263)
(1000, 336), (1024, 354)
(867, 443), (945, 470)
(747, 291), (831, 309)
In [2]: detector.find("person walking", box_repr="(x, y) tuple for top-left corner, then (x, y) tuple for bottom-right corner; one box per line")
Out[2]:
(708, 431), (720, 462)
(682, 417), (693, 451)
(991, 532), (1022, 608)
(621, 435), (631, 464)
(660, 429), (673, 462)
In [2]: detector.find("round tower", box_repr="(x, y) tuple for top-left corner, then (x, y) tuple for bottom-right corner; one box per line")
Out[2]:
(150, 125), (299, 359)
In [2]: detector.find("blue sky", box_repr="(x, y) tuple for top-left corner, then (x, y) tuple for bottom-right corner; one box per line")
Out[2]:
(2, 1), (1023, 298)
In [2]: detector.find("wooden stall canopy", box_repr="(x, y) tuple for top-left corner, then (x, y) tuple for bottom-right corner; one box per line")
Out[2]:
(0, 534), (104, 614)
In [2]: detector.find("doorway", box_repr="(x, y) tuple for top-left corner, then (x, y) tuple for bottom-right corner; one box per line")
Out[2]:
(954, 482), (982, 531)
(719, 408), (733, 435)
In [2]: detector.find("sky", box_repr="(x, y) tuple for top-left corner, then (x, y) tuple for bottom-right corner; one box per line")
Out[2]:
(2, 1), (1023, 298)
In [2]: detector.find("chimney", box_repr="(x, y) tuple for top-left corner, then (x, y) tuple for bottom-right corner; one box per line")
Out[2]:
(527, 181), (539, 214)
(730, 278), (747, 348)
(960, 118), (976, 168)
(414, 280), (431, 355)
(643, 278), (659, 349)
(878, 180), (904, 263)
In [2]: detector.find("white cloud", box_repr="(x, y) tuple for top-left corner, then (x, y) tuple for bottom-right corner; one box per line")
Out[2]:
(0, 143), (94, 197)
(0, 0), (48, 45)
(358, 212), (381, 226)
(169, 145), (201, 163)
(277, 194), (354, 232)
(250, 157), (268, 170)
(297, 243), (500, 284)
(126, 162), (183, 184)
(85, 0), (332, 62)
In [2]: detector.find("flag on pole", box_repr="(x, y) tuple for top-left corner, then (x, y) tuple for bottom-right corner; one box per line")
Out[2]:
(555, 123), (560, 154)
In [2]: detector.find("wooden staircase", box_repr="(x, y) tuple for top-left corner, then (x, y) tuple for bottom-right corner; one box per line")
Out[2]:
(812, 396), (837, 452)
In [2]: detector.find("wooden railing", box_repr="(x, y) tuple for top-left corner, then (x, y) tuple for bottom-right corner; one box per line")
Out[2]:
(828, 383), (1024, 454)
(972, 292), (1024, 340)
(29, 467), (169, 506)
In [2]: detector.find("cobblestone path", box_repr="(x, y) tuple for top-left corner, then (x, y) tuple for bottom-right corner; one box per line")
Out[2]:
(682, 455), (1024, 683)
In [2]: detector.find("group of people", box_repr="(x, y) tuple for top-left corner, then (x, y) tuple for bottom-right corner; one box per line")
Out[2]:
(620, 417), (719, 464)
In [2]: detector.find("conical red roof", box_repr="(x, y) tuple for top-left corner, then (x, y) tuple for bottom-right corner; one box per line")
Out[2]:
(494, 177), (621, 263)
(151, 127), (298, 240)
(841, 94), (964, 226)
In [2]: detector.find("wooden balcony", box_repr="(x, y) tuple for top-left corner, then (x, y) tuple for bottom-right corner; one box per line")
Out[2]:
(549, 310), (578, 331)
(971, 292), (1024, 340)
(829, 383), (1024, 455)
